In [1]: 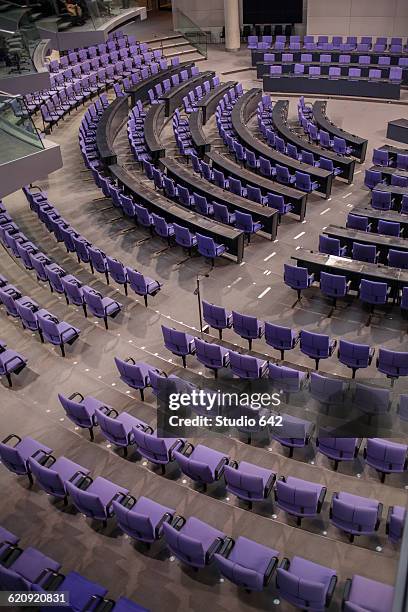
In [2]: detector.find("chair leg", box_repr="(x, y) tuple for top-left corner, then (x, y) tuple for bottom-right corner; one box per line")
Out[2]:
(89, 427), (94, 441)
(296, 516), (302, 527)
(214, 368), (218, 379)
(248, 338), (252, 351)
(218, 329), (222, 340)
(124, 282), (128, 296)
(280, 349), (285, 361)
(6, 372), (12, 387)
(352, 368), (356, 379)
(27, 471), (33, 486)
(182, 354), (186, 368)
(104, 316), (109, 330)
(89, 261), (94, 274)
(123, 446), (128, 458)
(349, 534), (354, 543)
(60, 343), (66, 357)
(161, 464), (166, 475)
(333, 459), (339, 471)
(105, 271), (110, 284)
(289, 447), (294, 458)
(381, 472), (386, 483)
(63, 495), (68, 506)
(315, 358), (320, 370)
(140, 388), (145, 401)
(248, 500), (253, 510)
(143, 295), (148, 307)
(38, 329), (44, 343)
(83, 304), (88, 317)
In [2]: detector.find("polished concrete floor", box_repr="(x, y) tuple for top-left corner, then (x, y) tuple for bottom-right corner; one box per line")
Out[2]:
(0, 22), (408, 612)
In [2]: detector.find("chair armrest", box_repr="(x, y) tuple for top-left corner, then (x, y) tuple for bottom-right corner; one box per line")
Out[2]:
(317, 486), (327, 512)
(70, 472), (92, 488)
(206, 537), (224, 561)
(278, 557), (290, 572)
(181, 442), (194, 456)
(60, 327), (79, 341)
(82, 595), (108, 612)
(326, 575), (337, 607)
(342, 578), (352, 609)
(264, 472), (276, 497)
(171, 515), (186, 530)
(354, 438), (363, 457)
(385, 505), (393, 534)
(264, 556), (279, 586)
(217, 536), (234, 558)
(375, 503), (383, 530)
(155, 512), (173, 538)
(106, 407), (119, 418)
(215, 456), (229, 480)
(1, 433), (21, 445)
(125, 357), (136, 364)
(169, 438), (184, 457)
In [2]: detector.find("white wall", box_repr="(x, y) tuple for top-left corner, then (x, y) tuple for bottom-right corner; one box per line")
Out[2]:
(307, 0), (408, 37)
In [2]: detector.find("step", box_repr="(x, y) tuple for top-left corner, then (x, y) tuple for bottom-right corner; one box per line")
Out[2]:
(142, 33), (184, 45)
(165, 48), (206, 60)
(150, 40), (192, 52)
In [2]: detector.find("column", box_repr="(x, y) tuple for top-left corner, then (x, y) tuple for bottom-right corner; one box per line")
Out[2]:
(224, 0), (240, 52)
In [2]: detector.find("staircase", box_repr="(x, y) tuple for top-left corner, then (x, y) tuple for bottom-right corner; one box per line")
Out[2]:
(143, 34), (206, 63)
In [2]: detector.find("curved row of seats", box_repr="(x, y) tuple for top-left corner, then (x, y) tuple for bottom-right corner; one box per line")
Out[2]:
(112, 353), (408, 427)
(267, 62), (404, 83)
(160, 321), (408, 383)
(254, 97), (343, 188)
(0, 433), (401, 609)
(297, 98), (360, 158)
(365, 168), (408, 190)
(0, 273), (80, 357)
(0, 523), (146, 611)
(261, 51), (408, 68)
(24, 184), (163, 307)
(1, 197), (122, 332)
(373, 148), (408, 171)
(248, 35), (408, 53)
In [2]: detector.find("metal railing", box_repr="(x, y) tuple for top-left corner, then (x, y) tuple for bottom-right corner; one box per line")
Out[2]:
(174, 8), (208, 59)
(392, 506), (408, 612)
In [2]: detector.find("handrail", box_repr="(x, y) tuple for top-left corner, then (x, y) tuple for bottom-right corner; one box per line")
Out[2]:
(174, 8), (208, 59)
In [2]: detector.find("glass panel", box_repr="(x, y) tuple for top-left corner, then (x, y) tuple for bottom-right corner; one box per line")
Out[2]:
(0, 94), (44, 165)
(175, 8), (208, 59)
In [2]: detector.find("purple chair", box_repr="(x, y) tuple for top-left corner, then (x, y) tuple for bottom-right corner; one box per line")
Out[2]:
(214, 536), (279, 591)
(114, 357), (156, 400)
(202, 300), (232, 339)
(309, 66), (321, 77)
(0, 547), (61, 591)
(94, 408), (147, 456)
(359, 279), (389, 325)
(106, 257), (128, 295)
(353, 383), (391, 417)
(372, 149), (390, 166)
(28, 455), (90, 504)
(300, 330), (337, 370)
(112, 495), (175, 545)
(194, 338), (229, 377)
(37, 312), (80, 357)
(389, 67), (403, 82)
(269, 65), (282, 76)
(349, 68), (361, 79)
(162, 516), (225, 569)
(126, 268), (161, 307)
(342, 575), (394, 612)
(284, 264), (314, 304)
(295, 171), (319, 192)
(319, 235), (347, 257)
(320, 272), (351, 313)
(364, 169), (383, 189)
(271, 413), (313, 457)
(316, 436), (360, 471)
(353, 243), (378, 263)
(310, 372), (345, 410)
(232, 311), (264, 350)
(0, 435), (51, 484)
(276, 556), (337, 611)
(58, 392), (110, 440)
(267, 194), (293, 220)
(268, 363), (307, 394)
(330, 491), (382, 542)
(131, 427), (184, 474)
(224, 460), (275, 508)
(347, 213), (371, 231)
(174, 443), (229, 490)
(196, 233), (226, 264)
(364, 438), (408, 482)
(337, 339), (375, 378)
(82, 287), (122, 329)
(161, 325), (195, 367)
(229, 351), (268, 379)
(386, 505), (406, 543)
(0, 526), (19, 558)
(275, 476), (326, 525)
(66, 476), (129, 528)
(264, 322), (299, 360)
(376, 348), (408, 381)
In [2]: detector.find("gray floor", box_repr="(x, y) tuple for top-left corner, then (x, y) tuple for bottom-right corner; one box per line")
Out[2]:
(1, 18), (408, 612)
